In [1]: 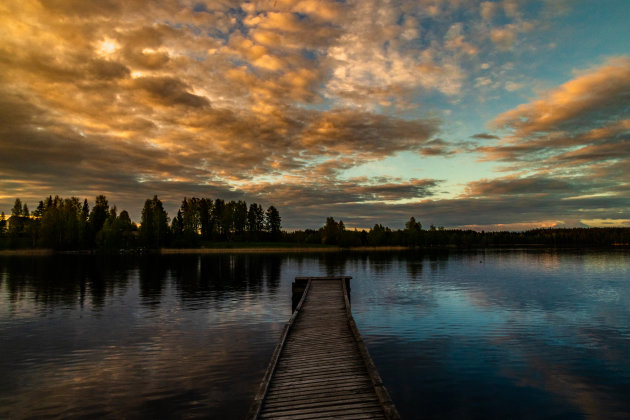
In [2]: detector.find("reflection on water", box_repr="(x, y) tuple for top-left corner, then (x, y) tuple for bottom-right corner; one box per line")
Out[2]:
(0, 254), (287, 419)
(349, 250), (630, 419)
(1, 250), (629, 419)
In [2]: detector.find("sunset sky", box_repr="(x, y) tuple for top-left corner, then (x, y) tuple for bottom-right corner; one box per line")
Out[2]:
(1, 0), (629, 230)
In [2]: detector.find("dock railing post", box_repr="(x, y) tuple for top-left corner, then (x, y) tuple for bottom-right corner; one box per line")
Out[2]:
(291, 277), (309, 312)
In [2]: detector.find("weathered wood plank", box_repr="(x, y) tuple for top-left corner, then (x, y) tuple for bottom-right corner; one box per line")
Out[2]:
(272, 367), (367, 381)
(262, 395), (379, 412)
(267, 376), (372, 390)
(261, 402), (384, 417)
(265, 383), (375, 400)
(263, 391), (376, 406)
(275, 358), (364, 369)
(273, 370), (368, 380)
(265, 388), (376, 403)
(260, 405), (385, 420)
(266, 376), (371, 391)
(275, 352), (359, 362)
(274, 361), (365, 373)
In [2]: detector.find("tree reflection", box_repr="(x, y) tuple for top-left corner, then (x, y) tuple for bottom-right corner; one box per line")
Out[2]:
(405, 253), (424, 280)
(318, 252), (351, 277)
(138, 255), (168, 306)
(0, 255), (134, 310)
(0, 254), (286, 311)
(427, 250), (450, 273)
(86, 254), (284, 307)
(167, 254), (282, 303)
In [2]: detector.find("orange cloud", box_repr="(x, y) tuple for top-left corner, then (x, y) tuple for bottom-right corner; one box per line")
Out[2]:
(493, 57), (630, 136)
(2, 0), (622, 229)
(482, 57), (630, 187)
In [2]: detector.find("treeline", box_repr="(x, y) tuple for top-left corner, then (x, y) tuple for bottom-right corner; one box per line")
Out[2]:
(169, 197), (281, 246)
(0, 196), (133, 250)
(2, 197), (628, 250)
(0, 195), (282, 250)
(283, 216), (630, 248)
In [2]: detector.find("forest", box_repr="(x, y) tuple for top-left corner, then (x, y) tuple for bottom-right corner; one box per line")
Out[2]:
(0, 195), (280, 250)
(1, 196), (628, 251)
(287, 217), (630, 248)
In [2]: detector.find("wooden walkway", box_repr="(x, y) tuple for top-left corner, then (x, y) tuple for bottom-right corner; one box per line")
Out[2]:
(248, 276), (400, 420)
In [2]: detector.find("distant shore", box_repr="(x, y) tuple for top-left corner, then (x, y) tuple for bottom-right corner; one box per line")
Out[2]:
(0, 245), (411, 256)
(160, 245), (410, 254)
(1, 243), (628, 256)
(0, 249), (54, 256)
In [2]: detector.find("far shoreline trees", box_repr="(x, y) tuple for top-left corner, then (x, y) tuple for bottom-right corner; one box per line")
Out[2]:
(0, 195), (285, 250)
(283, 216), (629, 248)
(0, 195), (628, 250)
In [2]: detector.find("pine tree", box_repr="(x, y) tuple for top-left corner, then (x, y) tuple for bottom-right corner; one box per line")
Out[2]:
(140, 195), (169, 248)
(11, 198), (23, 217)
(265, 206), (281, 240)
(0, 212), (6, 236)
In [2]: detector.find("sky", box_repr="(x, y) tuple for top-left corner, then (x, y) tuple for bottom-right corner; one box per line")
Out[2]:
(1, 0), (629, 231)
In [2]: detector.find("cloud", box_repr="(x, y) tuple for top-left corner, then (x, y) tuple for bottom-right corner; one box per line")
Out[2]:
(464, 176), (585, 197)
(323, 0), (468, 106)
(272, 191), (629, 230)
(480, 1), (499, 21)
(133, 76), (210, 108)
(490, 26), (518, 50)
(463, 58), (630, 229)
(88, 59), (131, 80)
(299, 109), (440, 157)
(493, 57), (630, 136)
(0, 0), (622, 230)
(38, 0), (123, 17)
(445, 23), (479, 56)
(471, 133), (499, 140)
(248, 177), (439, 206)
(480, 58), (630, 186)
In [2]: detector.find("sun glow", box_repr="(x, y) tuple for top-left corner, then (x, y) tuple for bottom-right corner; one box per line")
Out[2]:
(97, 38), (119, 56)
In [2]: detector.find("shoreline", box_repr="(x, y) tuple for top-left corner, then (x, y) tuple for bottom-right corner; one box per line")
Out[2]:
(160, 246), (410, 254)
(0, 249), (54, 256)
(0, 246), (411, 256)
(1, 244), (628, 256)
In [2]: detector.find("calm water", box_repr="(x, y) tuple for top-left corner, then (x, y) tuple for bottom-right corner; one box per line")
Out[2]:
(1, 250), (629, 419)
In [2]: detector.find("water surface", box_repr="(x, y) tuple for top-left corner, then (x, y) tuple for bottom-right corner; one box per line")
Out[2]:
(1, 250), (629, 418)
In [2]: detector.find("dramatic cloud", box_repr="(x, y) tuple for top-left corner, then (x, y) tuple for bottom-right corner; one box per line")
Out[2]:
(469, 57), (630, 228)
(245, 177), (439, 207)
(325, 0), (467, 105)
(483, 58), (630, 179)
(1, 0), (627, 228)
(492, 57), (630, 138)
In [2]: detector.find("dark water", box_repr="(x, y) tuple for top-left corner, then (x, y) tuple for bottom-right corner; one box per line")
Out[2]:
(1, 250), (629, 419)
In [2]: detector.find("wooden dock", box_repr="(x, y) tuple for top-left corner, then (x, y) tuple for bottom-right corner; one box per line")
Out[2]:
(248, 276), (400, 419)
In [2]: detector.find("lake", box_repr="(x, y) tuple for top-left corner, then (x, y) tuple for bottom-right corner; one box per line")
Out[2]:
(1, 250), (629, 419)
